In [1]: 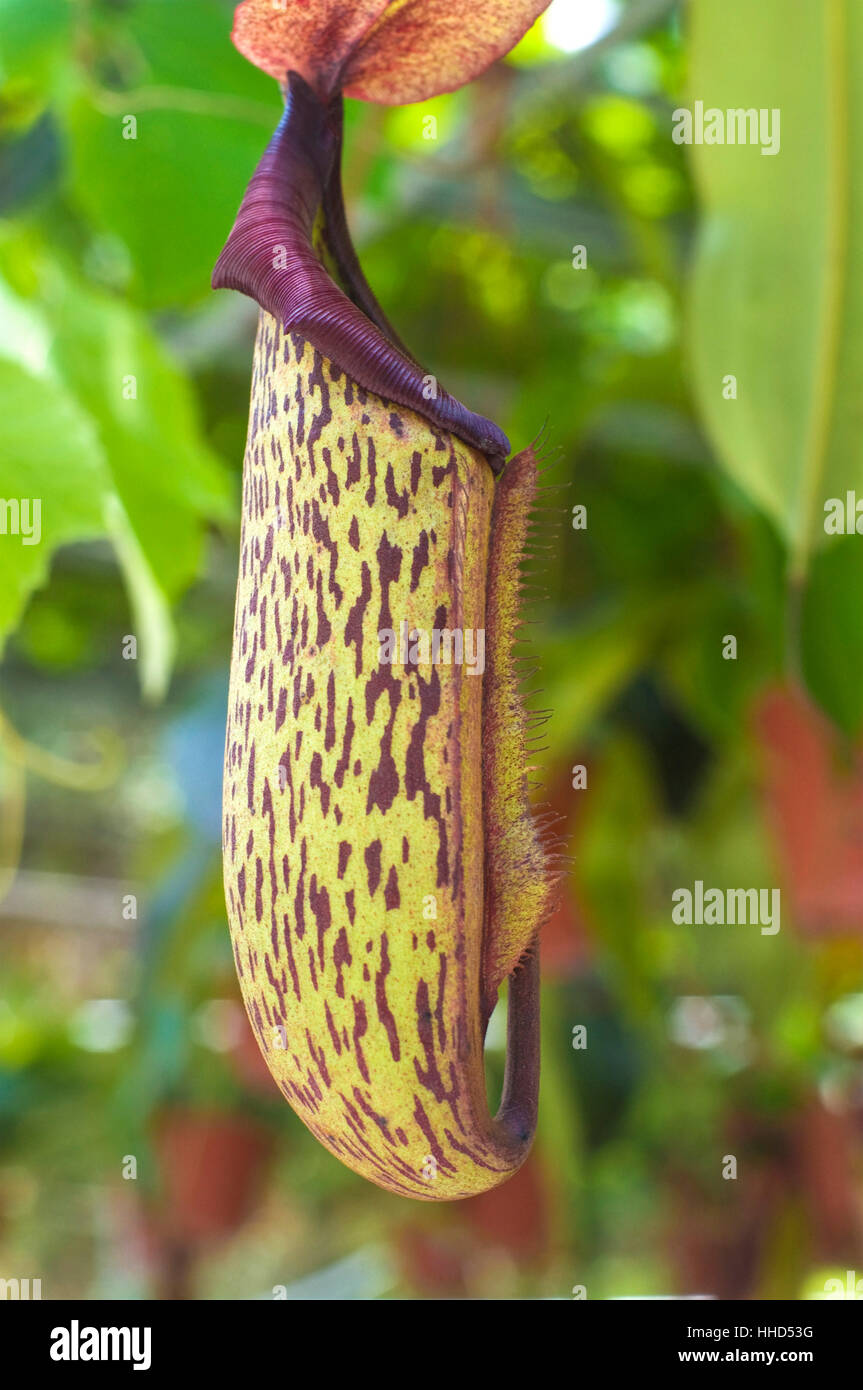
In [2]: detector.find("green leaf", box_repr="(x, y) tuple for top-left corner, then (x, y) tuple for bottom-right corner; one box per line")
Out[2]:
(45, 272), (233, 598)
(62, 0), (277, 309)
(0, 257), (232, 695)
(67, 100), (274, 309)
(800, 536), (863, 737)
(125, 0), (277, 99)
(688, 0), (863, 578)
(0, 0), (71, 90)
(103, 494), (175, 702)
(538, 605), (660, 764)
(0, 357), (108, 645)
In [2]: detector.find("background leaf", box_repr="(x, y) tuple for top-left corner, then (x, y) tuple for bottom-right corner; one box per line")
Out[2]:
(688, 0), (862, 576)
(0, 357), (108, 644)
(800, 536), (863, 738)
(103, 492), (176, 701)
(0, 0), (71, 93)
(0, 248), (232, 689)
(46, 270), (233, 599)
(687, 0), (863, 732)
(64, 0), (277, 308)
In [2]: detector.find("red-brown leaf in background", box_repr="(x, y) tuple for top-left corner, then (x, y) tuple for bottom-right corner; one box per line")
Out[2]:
(151, 1108), (274, 1245)
(231, 0), (551, 103)
(754, 684), (863, 934)
(539, 756), (592, 979)
(793, 1099), (863, 1260)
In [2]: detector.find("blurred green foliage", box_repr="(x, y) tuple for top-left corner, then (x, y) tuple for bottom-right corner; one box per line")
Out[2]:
(0, 0), (862, 1301)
